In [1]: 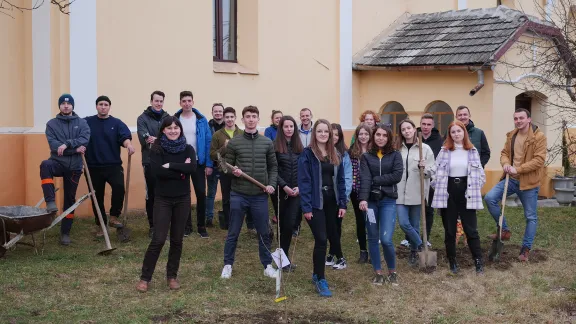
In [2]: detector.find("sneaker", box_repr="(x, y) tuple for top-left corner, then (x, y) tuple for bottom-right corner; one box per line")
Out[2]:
(264, 264), (279, 278)
(408, 251), (418, 267)
(46, 201), (58, 213)
(488, 229), (511, 241)
(221, 265), (233, 279)
(198, 227), (209, 239)
(427, 241), (432, 248)
(518, 246), (530, 262)
(206, 219), (214, 228)
(357, 250), (369, 264)
(475, 258), (484, 275)
(184, 228), (192, 237)
(388, 272), (399, 286)
(60, 233), (71, 246)
(333, 257), (348, 270)
(372, 274), (385, 285)
(282, 264), (297, 273)
(448, 257), (459, 275)
(400, 239), (410, 248)
(325, 254), (335, 266)
(315, 278), (332, 297)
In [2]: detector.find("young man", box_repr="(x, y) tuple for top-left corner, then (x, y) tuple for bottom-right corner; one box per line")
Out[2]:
(299, 108), (313, 147)
(455, 106), (491, 168)
(206, 103), (225, 227)
(85, 96), (135, 236)
(221, 105), (279, 280)
(484, 108), (546, 262)
(137, 90), (170, 238)
(174, 91), (213, 238)
(40, 94), (90, 245)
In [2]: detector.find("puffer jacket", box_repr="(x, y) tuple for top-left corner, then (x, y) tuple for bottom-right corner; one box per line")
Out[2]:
(276, 144), (300, 190)
(136, 107), (170, 165)
(358, 150), (403, 202)
(397, 141), (436, 205)
(45, 113), (91, 171)
(225, 131), (278, 195)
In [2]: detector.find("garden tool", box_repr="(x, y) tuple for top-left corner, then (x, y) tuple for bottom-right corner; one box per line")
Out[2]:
(82, 155), (117, 255)
(489, 174), (509, 262)
(274, 191), (287, 303)
(117, 154), (133, 243)
(417, 131), (437, 269)
(217, 153), (267, 190)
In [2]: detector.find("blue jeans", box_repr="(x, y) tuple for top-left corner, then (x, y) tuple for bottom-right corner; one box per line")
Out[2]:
(397, 204), (422, 251)
(366, 198), (397, 271)
(484, 177), (539, 249)
(223, 192), (272, 268)
(206, 169), (220, 221)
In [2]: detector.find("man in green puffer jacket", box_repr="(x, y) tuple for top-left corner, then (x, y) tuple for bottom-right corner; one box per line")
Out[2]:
(221, 105), (279, 280)
(455, 106), (491, 168)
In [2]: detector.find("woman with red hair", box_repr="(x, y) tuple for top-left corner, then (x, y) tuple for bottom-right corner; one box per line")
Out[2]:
(431, 120), (486, 275)
(350, 110), (381, 145)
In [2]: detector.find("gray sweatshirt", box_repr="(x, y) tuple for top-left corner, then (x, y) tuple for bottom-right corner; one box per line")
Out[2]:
(45, 113), (91, 171)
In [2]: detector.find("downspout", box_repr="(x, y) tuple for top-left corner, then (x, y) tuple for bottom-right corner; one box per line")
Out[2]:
(469, 70), (484, 96)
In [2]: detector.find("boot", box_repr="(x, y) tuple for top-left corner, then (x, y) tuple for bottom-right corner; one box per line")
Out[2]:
(357, 250), (369, 264)
(448, 257), (459, 275)
(408, 251), (418, 267)
(475, 258), (484, 275)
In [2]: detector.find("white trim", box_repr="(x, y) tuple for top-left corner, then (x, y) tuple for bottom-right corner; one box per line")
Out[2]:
(339, 0), (353, 129)
(457, 0), (467, 10)
(0, 127), (33, 134)
(31, 3), (51, 133)
(70, 0), (97, 118)
(494, 72), (553, 84)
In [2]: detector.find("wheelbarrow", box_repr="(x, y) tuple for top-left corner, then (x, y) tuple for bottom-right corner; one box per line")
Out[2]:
(0, 192), (91, 258)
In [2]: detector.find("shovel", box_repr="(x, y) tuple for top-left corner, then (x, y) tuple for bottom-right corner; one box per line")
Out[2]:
(117, 154), (133, 243)
(417, 131), (437, 269)
(82, 155), (117, 255)
(489, 174), (509, 262)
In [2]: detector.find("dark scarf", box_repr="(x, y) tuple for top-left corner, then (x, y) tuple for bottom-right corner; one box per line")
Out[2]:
(160, 134), (187, 153)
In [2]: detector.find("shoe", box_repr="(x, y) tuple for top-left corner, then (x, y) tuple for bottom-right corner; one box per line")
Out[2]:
(264, 264), (278, 278)
(475, 258), (484, 275)
(46, 201), (58, 213)
(388, 272), (399, 286)
(60, 234), (71, 246)
(184, 228), (192, 237)
(518, 246), (530, 262)
(333, 257), (348, 270)
(198, 227), (209, 239)
(325, 254), (335, 266)
(400, 239), (410, 248)
(136, 280), (149, 292)
(315, 278), (332, 297)
(108, 216), (123, 228)
(167, 278), (180, 290)
(427, 241), (432, 248)
(282, 264), (297, 272)
(94, 226), (104, 238)
(408, 251), (418, 267)
(372, 274), (385, 285)
(272, 215), (278, 224)
(448, 257), (459, 275)
(488, 229), (511, 241)
(206, 219), (214, 228)
(221, 265), (233, 279)
(357, 250), (369, 264)
(149, 228), (154, 239)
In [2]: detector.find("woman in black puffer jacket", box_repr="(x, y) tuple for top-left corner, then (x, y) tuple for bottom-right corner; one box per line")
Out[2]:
(274, 116), (304, 272)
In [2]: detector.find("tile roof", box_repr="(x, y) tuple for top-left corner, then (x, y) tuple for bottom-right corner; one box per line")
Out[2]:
(354, 6), (535, 68)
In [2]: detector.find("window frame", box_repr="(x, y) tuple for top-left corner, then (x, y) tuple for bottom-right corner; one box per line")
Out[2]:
(213, 0), (238, 63)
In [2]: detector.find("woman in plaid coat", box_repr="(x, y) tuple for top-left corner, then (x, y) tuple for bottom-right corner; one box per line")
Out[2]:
(431, 120), (486, 275)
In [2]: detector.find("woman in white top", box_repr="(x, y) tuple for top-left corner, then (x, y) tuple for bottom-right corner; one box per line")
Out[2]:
(432, 120), (486, 275)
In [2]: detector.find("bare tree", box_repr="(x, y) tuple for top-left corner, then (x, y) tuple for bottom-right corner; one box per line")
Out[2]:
(0, 0), (75, 18)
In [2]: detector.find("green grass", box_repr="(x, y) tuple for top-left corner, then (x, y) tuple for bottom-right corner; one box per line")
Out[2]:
(1, 203), (576, 323)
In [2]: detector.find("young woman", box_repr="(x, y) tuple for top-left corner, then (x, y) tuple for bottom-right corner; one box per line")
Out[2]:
(350, 110), (381, 145)
(348, 124), (372, 263)
(359, 124), (403, 285)
(265, 110), (283, 224)
(298, 119), (347, 297)
(326, 123), (352, 269)
(274, 116), (304, 272)
(396, 119), (435, 267)
(432, 120), (485, 275)
(136, 116), (197, 292)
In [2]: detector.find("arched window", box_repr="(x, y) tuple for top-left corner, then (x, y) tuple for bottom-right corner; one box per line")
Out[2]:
(426, 101), (454, 135)
(380, 101), (408, 135)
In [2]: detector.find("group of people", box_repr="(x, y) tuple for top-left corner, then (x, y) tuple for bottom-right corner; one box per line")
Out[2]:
(39, 91), (547, 298)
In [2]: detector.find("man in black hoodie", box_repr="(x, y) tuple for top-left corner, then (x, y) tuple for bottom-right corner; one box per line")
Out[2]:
(206, 103), (225, 227)
(40, 94), (90, 245)
(137, 90), (170, 237)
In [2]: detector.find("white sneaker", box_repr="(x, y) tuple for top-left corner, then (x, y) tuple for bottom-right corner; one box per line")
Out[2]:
(400, 240), (410, 247)
(221, 265), (232, 279)
(427, 241), (432, 248)
(264, 264), (278, 278)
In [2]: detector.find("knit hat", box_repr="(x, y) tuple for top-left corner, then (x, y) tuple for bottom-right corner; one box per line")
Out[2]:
(96, 95), (111, 106)
(58, 94), (75, 108)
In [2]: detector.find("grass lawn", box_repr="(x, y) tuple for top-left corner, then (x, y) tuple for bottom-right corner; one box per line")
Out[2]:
(1, 202), (576, 323)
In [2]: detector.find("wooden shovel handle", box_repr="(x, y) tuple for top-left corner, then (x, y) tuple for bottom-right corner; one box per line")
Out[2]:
(417, 131), (429, 251)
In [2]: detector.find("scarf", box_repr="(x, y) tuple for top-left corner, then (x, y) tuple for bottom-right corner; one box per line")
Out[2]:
(160, 134), (187, 154)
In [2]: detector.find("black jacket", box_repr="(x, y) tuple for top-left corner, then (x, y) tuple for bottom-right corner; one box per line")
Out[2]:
(276, 144), (300, 190)
(359, 150), (403, 202)
(466, 120), (491, 168)
(137, 107), (170, 165)
(417, 127), (443, 158)
(150, 144), (197, 197)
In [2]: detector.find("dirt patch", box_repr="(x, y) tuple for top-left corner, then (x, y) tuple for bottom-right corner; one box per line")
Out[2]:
(151, 310), (355, 324)
(553, 299), (576, 322)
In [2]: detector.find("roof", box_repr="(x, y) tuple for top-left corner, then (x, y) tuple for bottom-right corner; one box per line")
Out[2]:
(354, 6), (554, 69)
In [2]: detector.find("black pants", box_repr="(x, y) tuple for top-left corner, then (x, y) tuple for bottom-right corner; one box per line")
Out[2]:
(220, 173), (254, 229)
(144, 164), (156, 229)
(271, 192), (279, 217)
(279, 194), (300, 260)
(440, 177), (482, 260)
(307, 190), (339, 280)
(140, 194), (191, 282)
(186, 165), (207, 231)
(84, 165), (125, 226)
(40, 160), (81, 234)
(350, 191), (366, 251)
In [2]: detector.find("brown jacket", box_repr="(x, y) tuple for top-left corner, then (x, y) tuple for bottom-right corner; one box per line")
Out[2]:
(209, 125), (242, 168)
(500, 124), (547, 190)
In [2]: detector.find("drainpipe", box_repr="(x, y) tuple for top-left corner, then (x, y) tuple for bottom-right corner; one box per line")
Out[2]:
(566, 75), (576, 101)
(469, 70), (484, 96)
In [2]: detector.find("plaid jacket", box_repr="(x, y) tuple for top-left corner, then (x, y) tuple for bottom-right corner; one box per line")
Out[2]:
(431, 147), (485, 210)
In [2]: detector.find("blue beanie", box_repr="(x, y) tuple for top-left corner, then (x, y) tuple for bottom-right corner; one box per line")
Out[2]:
(58, 94), (75, 108)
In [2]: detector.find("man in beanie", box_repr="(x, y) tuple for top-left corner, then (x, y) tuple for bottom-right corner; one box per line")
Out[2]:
(137, 90), (170, 238)
(40, 93), (91, 245)
(85, 96), (135, 237)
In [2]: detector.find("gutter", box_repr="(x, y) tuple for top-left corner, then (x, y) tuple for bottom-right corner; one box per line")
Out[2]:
(352, 64), (489, 71)
(469, 70), (485, 96)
